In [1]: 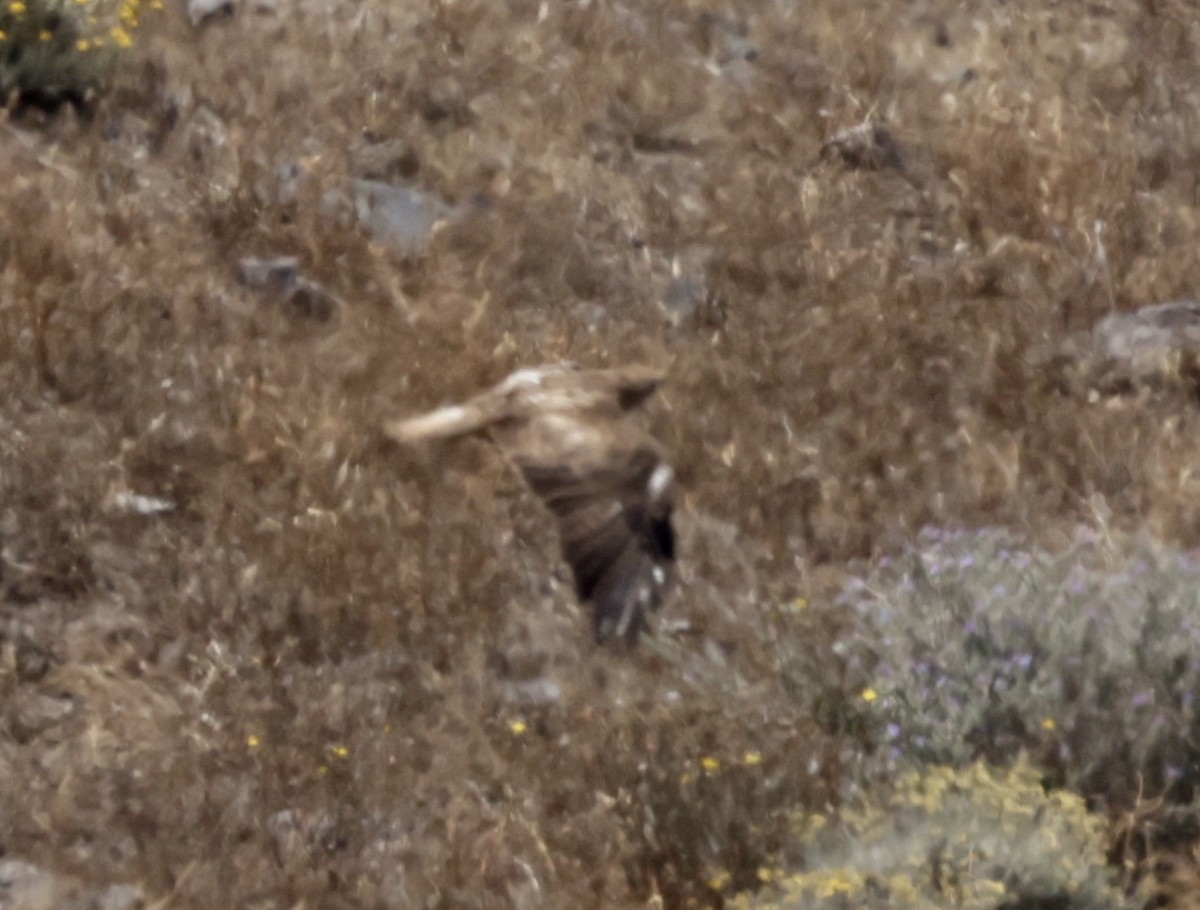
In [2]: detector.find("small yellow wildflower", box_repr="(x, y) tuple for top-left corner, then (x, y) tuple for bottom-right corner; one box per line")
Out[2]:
(815, 872), (859, 898)
(708, 870), (732, 891)
(8, 1), (27, 14)
(1042, 717), (1057, 731)
(331, 744), (350, 759)
(246, 734), (261, 748)
(76, 38), (90, 50)
(109, 24), (132, 47)
(38, 29), (52, 40)
(974, 878), (1007, 898)
(317, 765), (329, 776)
(743, 750), (763, 766)
(0, 30), (7, 40)
(701, 756), (721, 774)
(888, 873), (920, 901)
(509, 720), (528, 735)
(862, 687), (879, 703)
(803, 813), (828, 834)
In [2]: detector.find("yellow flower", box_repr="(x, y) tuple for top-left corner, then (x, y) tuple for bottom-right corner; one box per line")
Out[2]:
(246, 734), (261, 748)
(862, 687), (879, 703)
(109, 24), (132, 47)
(0, 30), (6, 40)
(331, 744), (350, 759)
(76, 38), (90, 50)
(743, 750), (763, 766)
(509, 720), (528, 735)
(8, 1), (27, 14)
(701, 756), (721, 773)
(38, 28), (52, 40)
(1042, 717), (1057, 731)
(708, 870), (732, 891)
(317, 765), (329, 776)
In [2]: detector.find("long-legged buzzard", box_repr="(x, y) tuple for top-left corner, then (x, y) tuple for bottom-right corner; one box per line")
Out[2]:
(384, 364), (676, 644)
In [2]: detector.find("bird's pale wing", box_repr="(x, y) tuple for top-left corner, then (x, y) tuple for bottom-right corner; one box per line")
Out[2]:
(517, 451), (674, 643)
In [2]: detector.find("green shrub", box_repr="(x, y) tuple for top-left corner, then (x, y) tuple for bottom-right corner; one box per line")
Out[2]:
(729, 761), (1127, 910)
(806, 527), (1200, 809)
(0, 0), (151, 108)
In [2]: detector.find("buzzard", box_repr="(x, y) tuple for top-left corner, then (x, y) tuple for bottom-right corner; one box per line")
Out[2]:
(384, 364), (676, 644)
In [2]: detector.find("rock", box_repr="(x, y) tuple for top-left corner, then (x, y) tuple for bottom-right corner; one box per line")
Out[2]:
(1044, 300), (1200, 399)
(9, 689), (74, 744)
(235, 257), (342, 322)
(0, 859), (76, 910)
(502, 676), (563, 707)
(188, 0), (234, 25)
(87, 883), (144, 910)
(107, 491), (177, 516)
(1093, 300), (1200, 368)
(1077, 300), (1200, 395)
(353, 180), (454, 253)
(821, 122), (905, 171)
(235, 256), (299, 293)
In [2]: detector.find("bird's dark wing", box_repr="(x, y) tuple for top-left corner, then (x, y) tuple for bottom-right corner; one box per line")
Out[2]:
(516, 450), (675, 644)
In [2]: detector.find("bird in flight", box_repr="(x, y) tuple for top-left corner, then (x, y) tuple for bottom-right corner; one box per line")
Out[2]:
(384, 363), (676, 644)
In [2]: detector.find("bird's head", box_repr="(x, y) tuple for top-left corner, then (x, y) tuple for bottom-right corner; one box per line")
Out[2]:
(608, 365), (666, 411)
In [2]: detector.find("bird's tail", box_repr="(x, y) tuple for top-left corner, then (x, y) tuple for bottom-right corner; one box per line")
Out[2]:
(383, 402), (497, 444)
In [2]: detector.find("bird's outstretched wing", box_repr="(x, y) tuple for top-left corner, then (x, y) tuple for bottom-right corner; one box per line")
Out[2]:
(516, 447), (675, 644)
(383, 362), (676, 645)
(383, 400), (506, 444)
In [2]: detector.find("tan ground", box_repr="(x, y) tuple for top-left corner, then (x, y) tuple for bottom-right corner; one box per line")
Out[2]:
(2, 0), (1199, 906)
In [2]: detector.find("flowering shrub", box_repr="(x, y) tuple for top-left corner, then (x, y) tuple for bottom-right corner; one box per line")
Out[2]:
(728, 761), (1125, 910)
(0, 0), (155, 108)
(824, 527), (1200, 808)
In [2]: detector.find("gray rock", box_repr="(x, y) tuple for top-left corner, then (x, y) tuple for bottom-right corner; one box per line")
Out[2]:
(353, 180), (453, 253)
(1093, 300), (1200, 367)
(0, 859), (74, 910)
(187, 0), (234, 25)
(235, 257), (341, 322)
(235, 257), (300, 294)
(821, 122), (905, 171)
(87, 884), (144, 910)
(1048, 300), (1200, 398)
(503, 676), (563, 707)
(9, 690), (74, 744)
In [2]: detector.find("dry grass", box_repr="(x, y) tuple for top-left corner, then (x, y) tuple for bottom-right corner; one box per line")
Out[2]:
(2, 0), (1200, 906)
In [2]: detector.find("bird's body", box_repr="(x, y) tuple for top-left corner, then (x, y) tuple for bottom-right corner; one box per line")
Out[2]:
(385, 363), (675, 643)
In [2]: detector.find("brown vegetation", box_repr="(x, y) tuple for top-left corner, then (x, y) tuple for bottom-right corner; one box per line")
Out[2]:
(2, 0), (1200, 906)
